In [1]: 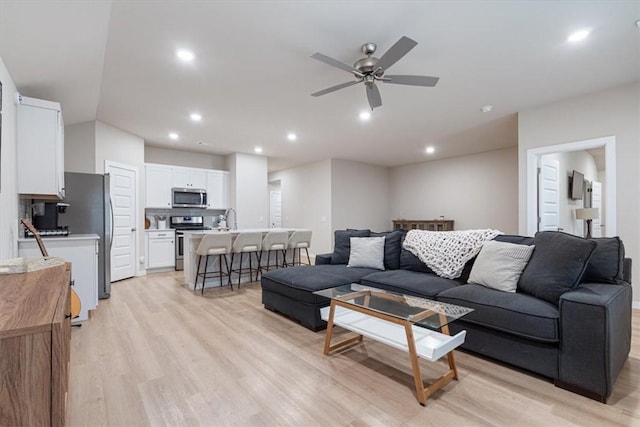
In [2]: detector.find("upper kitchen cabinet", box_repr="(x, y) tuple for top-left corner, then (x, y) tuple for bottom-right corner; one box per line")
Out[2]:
(17, 96), (65, 199)
(145, 164), (173, 208)
(206, 170), (230, 210)
(172, 167), (206, 189)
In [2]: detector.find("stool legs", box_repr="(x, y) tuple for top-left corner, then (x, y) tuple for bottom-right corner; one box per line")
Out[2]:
(197, 253), (231, 294)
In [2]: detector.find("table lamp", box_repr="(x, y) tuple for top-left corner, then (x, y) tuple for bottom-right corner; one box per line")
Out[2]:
(575, 208), (599, 239)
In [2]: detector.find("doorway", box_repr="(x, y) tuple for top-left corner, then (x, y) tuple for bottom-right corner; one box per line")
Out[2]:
(269, 179), (282, 228)
(526, 136), (616, 237)
(106, 161), (138, 281)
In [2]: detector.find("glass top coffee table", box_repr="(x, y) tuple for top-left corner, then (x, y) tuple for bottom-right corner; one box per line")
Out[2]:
(314, 283), (473, 406)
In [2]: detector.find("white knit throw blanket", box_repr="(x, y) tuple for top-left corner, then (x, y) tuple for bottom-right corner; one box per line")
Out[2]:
(403, 229), (502, 279)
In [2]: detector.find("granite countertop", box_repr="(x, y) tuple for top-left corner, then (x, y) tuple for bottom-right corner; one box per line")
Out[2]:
(181, 228), (308, 235)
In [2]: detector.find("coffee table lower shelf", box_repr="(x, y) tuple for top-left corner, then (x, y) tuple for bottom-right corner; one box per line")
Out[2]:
(320, 303), (467, 405)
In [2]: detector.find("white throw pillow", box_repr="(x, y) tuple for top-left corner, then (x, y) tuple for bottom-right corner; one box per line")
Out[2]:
(468, 240), (535, 292)
(347, 237), (386, 270)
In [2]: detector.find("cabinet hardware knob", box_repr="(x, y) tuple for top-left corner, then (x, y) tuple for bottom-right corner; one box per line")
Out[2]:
(65, 313), (72, 319)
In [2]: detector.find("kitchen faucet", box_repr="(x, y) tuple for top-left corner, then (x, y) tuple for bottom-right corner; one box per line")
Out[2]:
(225, 208), (238, 230)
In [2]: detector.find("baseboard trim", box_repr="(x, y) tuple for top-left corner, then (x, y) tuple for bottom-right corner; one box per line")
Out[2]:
(633, 301), (640, 310)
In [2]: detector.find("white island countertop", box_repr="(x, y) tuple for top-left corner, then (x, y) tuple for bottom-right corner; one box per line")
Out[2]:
(182, 228), (311, 289)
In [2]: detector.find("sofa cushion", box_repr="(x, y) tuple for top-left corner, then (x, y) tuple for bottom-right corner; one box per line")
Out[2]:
(371, 230), (405, 270)
(347, 237), (385, 270)
(331, 229), (370, 264)
(468, 240), (535, 292)
(582, 237), (625, 284)
(400, 247), (435, 273)
(437, 284), (560, 343)
(359, 270), (459, 298)
(494, 234), (534, 245)
(261, 265), (379, 304)
(518, 231), (597, 306)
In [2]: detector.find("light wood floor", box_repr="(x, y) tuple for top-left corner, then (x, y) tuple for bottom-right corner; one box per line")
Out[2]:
(68, 271), (639, 426)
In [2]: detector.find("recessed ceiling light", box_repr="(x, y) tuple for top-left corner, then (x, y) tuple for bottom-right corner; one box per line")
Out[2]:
(168, 132), (179, 140)
(359, 111), (371, 121)
(176, 49), (195, 62)
(287, 132), (297, 141)
(254, 146), (263, 154)
(636, 20), (640, 28)
(425, 146), (435, 155)
(480, 105), (493, 113)
(190, 113), (202, 122)
(568, 29), (590, 43)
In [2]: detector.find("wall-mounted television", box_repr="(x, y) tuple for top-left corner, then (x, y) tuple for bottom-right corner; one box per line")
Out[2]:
(570, 170), (584, 200)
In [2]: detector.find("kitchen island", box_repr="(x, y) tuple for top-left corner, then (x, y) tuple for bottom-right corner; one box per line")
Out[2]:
(182, 228), (310, 290)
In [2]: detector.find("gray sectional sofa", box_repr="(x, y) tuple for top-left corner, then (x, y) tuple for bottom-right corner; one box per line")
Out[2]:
(261, 229), (633, 402)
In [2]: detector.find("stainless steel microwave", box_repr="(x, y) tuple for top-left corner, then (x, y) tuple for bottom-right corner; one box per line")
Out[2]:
(172, 188), (207, 208)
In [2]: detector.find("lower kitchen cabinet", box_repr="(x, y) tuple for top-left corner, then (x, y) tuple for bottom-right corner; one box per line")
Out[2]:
(146, 229), (175, 269)
(18, 235), (99, 322)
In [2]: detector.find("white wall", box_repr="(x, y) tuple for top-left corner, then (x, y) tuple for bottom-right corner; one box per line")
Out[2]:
(390, 147), (519, 233)
(331, 159), (390, 232)
(518, 82), (640, 305)
(95, 121), (146, 275)
(269, 159), (333, 254)
(144, 146), (226, 170)
(541, 151), (598, 236)
(64, 121), (95, 173)
(227, 153), (268, 229)
(0, 57), (19, 260)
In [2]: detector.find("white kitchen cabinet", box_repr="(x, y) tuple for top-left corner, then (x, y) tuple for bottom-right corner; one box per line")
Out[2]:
(206, 170), (230, 210)
(17, 96), (65, 199)
(172, 167), (206, 189)
(18, 235), (99, 322)
(145, 165), (173, 208)
(146, 229), (175, 269)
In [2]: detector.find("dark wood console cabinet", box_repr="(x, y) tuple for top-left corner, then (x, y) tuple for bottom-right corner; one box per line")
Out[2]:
(0, 258), (71, 426)
(393, 219), (455, 231)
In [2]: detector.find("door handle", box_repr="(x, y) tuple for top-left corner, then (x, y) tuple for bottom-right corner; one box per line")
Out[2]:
(131, 227), (137, 232)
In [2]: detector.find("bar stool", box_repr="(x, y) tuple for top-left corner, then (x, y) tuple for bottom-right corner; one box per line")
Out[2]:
(259, 231), (289, 276)
(195, 233), (232, 294)
(230, 232), (263, 287)
(286, 230), (312, 266)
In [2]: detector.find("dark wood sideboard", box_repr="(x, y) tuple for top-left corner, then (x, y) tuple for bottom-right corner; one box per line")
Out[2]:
(393, 219), (455, 231)
(0, 258), (71, 427)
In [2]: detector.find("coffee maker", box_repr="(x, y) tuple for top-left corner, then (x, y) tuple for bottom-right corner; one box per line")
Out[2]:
(29, 201), (70, 237)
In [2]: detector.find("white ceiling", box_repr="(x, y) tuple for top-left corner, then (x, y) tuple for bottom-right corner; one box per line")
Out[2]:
(1, 1), (638, 171)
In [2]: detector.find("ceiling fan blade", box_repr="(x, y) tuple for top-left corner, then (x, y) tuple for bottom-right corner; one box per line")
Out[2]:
(374, 36), (418, 72)
(311, 80), (360, 97)
(311, 52), (363, 76)
(366, 84), (382, 110)
(384, 75), (439, 87)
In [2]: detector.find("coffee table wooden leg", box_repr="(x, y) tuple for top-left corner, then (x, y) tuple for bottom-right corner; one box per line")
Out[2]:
(323, 301), (337, 355)
(405, 323), (427, 405)
(440, 318), (459, 380)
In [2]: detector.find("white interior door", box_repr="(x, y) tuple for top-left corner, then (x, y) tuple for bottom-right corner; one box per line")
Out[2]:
(538, 156), (560, 232)
(107, 162), (137, 281)
(269, 191), (282, 228)
(591, 181), (602, 237)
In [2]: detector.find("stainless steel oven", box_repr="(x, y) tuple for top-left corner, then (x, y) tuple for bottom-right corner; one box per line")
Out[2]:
(172, 187), (207, 208)
(171, 216), (208, 271)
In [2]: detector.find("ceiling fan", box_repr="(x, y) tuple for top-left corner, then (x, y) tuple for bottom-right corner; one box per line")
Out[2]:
(310, 36), (439, 110)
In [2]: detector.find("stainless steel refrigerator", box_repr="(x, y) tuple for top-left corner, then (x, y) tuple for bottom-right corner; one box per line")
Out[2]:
(59, 172), (112, 299)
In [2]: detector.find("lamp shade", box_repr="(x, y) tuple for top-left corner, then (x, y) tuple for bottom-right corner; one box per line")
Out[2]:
(575, 208), (599, 220)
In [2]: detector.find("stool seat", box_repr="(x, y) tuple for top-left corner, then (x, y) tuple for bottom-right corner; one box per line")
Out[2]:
(260, 231), (289, 275)
(195, 233), (232, 293)
(230, 232), (263, 287)
(287, 230), (312, 266)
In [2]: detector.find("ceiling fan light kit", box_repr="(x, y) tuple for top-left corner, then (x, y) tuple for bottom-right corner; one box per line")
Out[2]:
(310, 36), (439, 110)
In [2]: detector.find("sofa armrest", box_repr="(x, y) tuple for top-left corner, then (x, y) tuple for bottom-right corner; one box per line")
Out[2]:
(623, 258), (632, 283)
(315, 253), (333, 265)
(557, 282), (632, 401)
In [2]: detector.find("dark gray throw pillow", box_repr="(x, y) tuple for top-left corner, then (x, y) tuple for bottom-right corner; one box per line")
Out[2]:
(331, 229), (370, 264)
(371, 230), (405, 270)
(582, 237), (625, 284)
(518, 231), (597, 305)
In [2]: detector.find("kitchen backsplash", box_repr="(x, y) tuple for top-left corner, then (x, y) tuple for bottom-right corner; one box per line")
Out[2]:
(145, 208), (226, 228)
